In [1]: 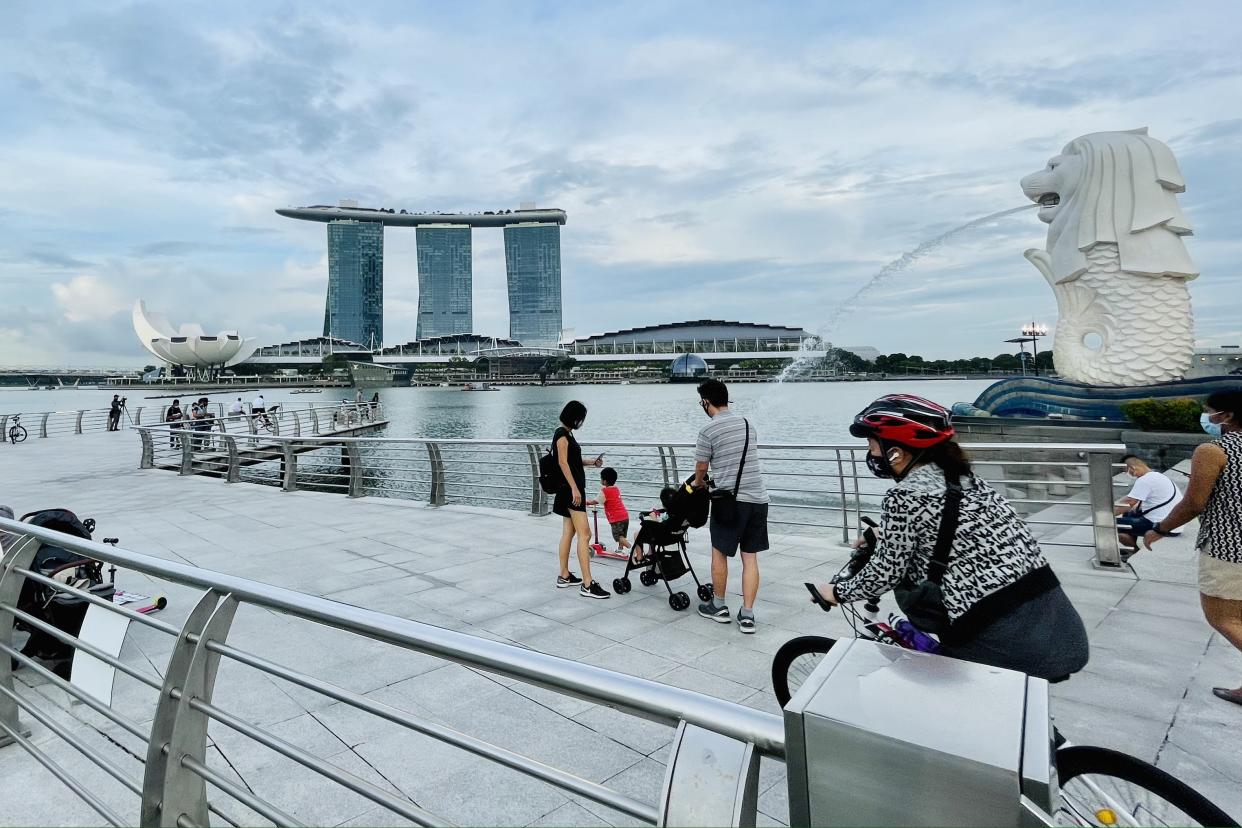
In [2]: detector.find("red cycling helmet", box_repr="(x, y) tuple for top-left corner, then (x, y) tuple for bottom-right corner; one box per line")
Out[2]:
(849, 394), (955, 449)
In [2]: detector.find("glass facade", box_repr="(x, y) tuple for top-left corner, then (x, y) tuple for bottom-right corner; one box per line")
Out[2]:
(415, 226), (473, 340)
(323, 220), (384, 348)
(504, 223), (562, 345)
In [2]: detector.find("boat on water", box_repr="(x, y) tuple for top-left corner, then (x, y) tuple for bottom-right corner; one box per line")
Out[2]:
(290, 389), (323, 394)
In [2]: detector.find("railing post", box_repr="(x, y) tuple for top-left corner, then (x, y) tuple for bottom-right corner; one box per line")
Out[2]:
(281, 442), (298, 492)
(179, 429), (194, 475)
(246, 414), (257, 436)
(1087, 450), (1123, 568)
(344, 442), (364, 497)
(0, 535), (42, 747)
(139, 429), (154, 469)
(659, 721), (759, 827)
(271, 411), (281, 437)
(134, 406), (143, 426)
(835, 449), (849, 545)
(39, 412), (49, 438)
(0, 416), (7, 443)
(426, 442), (446, 506)
(75, 410), (84, 435)
(668, 447), (680, 485)
(223, 435), (240, 483)
(292, 411), (302, 438)
(658, 447), (672, 487)
(141, 591), (236, 828)
(526, 443), (546, 516)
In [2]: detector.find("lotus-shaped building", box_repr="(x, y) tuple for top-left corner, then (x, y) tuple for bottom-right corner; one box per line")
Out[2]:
(132, 300), (258, 369)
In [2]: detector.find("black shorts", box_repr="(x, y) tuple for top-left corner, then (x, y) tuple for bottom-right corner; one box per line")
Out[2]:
(1115, 514), (1155, 537)
(710, 501), (769, 556)
(552, 489), (587, 518)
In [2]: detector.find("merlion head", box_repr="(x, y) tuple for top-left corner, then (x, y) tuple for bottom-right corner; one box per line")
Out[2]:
(1019, 128), (1198, 284)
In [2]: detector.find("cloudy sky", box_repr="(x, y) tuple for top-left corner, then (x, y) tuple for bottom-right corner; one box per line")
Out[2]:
(2, 1), (1240, 367)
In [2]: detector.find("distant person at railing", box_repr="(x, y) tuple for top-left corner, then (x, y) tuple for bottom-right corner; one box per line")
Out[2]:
(190, 397), (214, 450)
(552, 400), (609, 599)
(252, 394), (266, 415)
(1144, 389), (1242, 707)
(356, 388), (364, 405)
(693, 379), (767, 634)
(229, 397), (244, 417)
(816, 394), (1089, 682)
(108, 395), (121, 431)
(371, 392), (380, 416)
(165, 399), (183, 449)
(1115, 454), (1183, 558)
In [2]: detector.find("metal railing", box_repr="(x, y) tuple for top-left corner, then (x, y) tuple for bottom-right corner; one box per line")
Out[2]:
(1, 406), (145, 440)
(133, 427), (1129, 567)
(0, 516), (782, 827)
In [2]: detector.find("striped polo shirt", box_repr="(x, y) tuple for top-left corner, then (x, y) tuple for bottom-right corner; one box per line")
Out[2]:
(695, 409), (769, 504)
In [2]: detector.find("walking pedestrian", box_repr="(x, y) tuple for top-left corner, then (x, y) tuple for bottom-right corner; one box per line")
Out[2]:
(551, 400), (609, 598)
(692, 379), (768, 634)
(1145, 389), (1242, 705)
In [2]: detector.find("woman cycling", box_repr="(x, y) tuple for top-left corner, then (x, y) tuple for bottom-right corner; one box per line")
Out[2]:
(552, 401), (610, 599)
(814, 394), (1088, 682)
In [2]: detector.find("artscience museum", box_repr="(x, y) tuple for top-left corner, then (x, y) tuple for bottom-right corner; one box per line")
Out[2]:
(132, 300), (258, 373)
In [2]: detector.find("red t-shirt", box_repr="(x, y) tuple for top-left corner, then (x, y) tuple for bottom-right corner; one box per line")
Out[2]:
(601, 485), (628, 523)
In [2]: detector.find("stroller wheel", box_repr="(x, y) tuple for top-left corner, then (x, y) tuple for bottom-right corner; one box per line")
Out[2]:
(639, 570), (658, 587)
(697, 584), (714, 603)
(612, 577), (632, 595)
(669, 592), (690, 611)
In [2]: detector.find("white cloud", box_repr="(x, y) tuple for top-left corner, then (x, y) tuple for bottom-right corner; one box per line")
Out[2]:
(50, 274), (126, 323)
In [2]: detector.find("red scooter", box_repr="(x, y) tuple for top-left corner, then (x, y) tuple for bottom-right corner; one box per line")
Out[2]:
(589, 507), (629, 560)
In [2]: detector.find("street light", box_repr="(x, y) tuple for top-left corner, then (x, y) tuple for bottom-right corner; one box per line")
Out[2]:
(1022, 322), (1048, 375)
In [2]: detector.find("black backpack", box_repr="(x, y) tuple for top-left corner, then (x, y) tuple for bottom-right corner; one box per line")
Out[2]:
(538, 437), (563, 494)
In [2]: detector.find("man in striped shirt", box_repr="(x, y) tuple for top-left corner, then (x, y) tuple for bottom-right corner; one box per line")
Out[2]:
(692, 379), (768, 634)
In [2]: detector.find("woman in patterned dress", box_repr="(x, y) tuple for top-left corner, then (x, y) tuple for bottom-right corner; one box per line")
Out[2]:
(1145, 388), (1242, 705)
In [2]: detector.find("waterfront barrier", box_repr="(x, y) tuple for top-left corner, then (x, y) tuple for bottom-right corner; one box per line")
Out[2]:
(0, 516), (784, 827)
(133, 427), (1129, 568)
(1, 407), (145, 439)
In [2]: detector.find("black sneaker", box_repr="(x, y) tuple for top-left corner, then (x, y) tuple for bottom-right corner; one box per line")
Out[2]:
(698, 599), (730, 622)
(580, 580), (611, 599)
(737, 610), (756, 635)
(556, 573), (583, 589)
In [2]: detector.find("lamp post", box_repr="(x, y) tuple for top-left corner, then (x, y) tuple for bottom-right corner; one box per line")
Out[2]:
(1022, 322), (1049, 375)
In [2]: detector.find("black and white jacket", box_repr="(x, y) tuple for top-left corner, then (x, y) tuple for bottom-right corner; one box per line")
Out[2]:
(835, 465), (1058, 641)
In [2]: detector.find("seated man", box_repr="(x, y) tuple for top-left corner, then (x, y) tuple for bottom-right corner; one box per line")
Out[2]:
(1115, 454), (1183, 556)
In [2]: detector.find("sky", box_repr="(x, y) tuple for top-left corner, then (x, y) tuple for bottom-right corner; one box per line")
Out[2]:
(1, 1), (1240, 367)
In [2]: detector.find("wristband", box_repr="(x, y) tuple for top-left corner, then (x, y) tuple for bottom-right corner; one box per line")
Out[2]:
(1153, 522), (1171, 536)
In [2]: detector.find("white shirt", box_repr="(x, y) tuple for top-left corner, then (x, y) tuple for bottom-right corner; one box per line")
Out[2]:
(1126, 471), (1183, 522)
(252, 396), (265, 408)
(229, 401), (244, 414)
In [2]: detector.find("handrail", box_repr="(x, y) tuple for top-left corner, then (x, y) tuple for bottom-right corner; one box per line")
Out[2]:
(0, 515), (783, 826)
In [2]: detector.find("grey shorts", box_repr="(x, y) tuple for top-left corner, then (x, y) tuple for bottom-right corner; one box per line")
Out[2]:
(609, 519), (629, 542)
(710, 501), (769, 556)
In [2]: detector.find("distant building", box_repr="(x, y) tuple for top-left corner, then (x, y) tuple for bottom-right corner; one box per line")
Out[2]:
(416, 226), (473, 340)
(504, 223), (563, 346)
(669, 353), (710, 383)
(324, 220), (384, 349)
(566, 320), (810, 356)
(1187, 345), (1242, 378)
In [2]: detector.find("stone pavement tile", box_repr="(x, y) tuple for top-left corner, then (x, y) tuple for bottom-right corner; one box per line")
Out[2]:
(1116, 581), (1208, 624)
(580, 643), (680, 681)
(1048, 700), (1171, 762)
(1050, 667), (1185, 726)
(623, 624), (726, 663)
(528, 800), (612, 827)
(353, 729), (569, 827)
(321, 575), (438, 616)
(758, 767), (791, 825)
(575, 757), (668, 828)
(519, 625), (617, 660)
(688, 643), (774, 690)
(366, 663), (509, 719)
(477, 609), (565, 643)
(654, 664), (756, 704)
(527, 593), (615, 624)
(740, 689), (784, 717)
(312, 694), (445, 749)
(572, 607), (669, 643)
(1155, 742), (1242, 823)
(209, 660), (320, 725)
(238, 745), (409, 827)
(1089, 609), (1213, 651)
(507, 681), (598, 718)
(407, 585), (521, 625)
(11, 735), (143, 825)
(338, 805), (419, 826)
(571, 705), (677, 755)
(208, 710), (349, 775)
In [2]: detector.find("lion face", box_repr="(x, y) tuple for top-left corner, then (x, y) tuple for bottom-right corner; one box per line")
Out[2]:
(1020, 152), (1083, 224)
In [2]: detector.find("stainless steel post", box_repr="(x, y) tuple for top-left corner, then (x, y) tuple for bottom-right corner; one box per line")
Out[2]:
(282, 443), (298, 492)
(39, 412), (50, 438)
(345, 442), (364, 498)
(141, 591), (235, 828)
(658, 722), (759, 827)
(223, 435), (240, 483)
(139, 429), (154, 469)
(668, 447), (680, 485)
(292, 411), (302, 438)
(0, 535), (41, 747)
(135, 407), (143, 426)
(658, 447), (672, 487)
(179, 430), (194, 475)
(311, 408), (320, 435)
(75, 410), (84, 435)
(427, 443), (446, 506)
(526, 444), (544, 516)
(835, 449), (849, 544)
(1087, 450), (1123, 568)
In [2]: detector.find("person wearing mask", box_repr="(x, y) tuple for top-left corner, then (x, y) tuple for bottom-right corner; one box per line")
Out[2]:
(1115, 454), (1184, 557)
(1144, 389), (1242, 706)
(815, 394), (1089, 682)
(693, 379), (768, 634)
(552, 400), (609, 598)
(165, 399), (183, 448)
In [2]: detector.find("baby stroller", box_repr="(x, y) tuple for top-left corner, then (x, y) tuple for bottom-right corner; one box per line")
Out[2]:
(13, 509), (116, 679)
(612, 479), (712, 611)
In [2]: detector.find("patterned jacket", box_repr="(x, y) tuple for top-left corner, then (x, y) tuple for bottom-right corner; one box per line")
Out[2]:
(835, 464), (1056, 637)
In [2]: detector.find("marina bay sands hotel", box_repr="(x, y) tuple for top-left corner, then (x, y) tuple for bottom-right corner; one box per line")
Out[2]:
(276, 202), (566, 348)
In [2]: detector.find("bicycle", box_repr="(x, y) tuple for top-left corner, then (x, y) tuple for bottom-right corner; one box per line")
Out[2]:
(256, 405), (280, 434)
(772, 518), (1237, 828)
(7, 414), (27, 445)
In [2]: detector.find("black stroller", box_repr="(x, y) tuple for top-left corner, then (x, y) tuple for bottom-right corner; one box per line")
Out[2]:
(612, 479), (712, 611)
(13, 509), (116, 679)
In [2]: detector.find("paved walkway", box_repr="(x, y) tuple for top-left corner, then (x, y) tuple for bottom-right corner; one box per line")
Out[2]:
(1, 433), (1240, 825)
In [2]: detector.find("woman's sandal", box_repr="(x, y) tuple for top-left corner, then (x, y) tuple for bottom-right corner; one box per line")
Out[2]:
(1211, 687), (1242, 706)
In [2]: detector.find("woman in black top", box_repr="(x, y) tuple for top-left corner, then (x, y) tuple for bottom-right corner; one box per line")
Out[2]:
(553, 401), (609, 598)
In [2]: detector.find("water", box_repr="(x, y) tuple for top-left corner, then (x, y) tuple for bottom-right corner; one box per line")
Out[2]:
(2, 379), (995, 445)
(772, 204), (1038, 384)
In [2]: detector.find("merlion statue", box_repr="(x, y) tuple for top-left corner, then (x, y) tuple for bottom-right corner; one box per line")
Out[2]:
(1020, 128), (1197, 386)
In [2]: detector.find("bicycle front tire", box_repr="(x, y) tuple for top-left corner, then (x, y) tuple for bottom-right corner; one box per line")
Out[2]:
(9, 425), (27, 444)
(771, 635), (837, 708)
(1056, 745), (1237, 827)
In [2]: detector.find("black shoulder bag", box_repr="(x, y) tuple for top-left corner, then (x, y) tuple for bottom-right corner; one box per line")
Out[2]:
(709, 419), (749, 525)
(894, 474), (963, 636)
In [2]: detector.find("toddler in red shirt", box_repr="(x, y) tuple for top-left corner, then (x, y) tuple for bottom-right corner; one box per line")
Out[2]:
(588, 467), (632, 558)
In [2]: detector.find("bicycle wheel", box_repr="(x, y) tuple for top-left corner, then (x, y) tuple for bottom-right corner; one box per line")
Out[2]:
(9, 425), (27, 444)
(771, 635), (836, 707)
(1055, 745), (1237, 827)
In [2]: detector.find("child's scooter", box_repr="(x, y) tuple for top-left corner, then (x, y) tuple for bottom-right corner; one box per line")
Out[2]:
(590, 507), (629, 560)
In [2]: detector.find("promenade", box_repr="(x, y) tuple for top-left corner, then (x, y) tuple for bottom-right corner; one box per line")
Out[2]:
(1, 432), (1239, 825)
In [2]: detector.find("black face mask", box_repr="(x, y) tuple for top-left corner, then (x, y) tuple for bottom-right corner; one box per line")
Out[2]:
(866, 452), (896, 479)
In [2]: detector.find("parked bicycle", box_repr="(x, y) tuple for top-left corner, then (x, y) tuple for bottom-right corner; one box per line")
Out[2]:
(772, 517), (1237, 828)
(7, 414), (27, 445)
